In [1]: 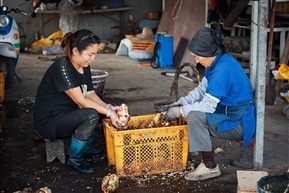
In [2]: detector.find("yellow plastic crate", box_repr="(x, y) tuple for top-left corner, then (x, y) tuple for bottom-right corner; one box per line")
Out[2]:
(103, 114), (188, 177)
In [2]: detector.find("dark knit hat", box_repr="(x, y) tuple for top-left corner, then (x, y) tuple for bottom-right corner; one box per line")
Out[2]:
(188, 27), (226, 57)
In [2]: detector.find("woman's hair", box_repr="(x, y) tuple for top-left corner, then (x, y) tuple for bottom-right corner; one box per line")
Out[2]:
(61, 29), (101, 60)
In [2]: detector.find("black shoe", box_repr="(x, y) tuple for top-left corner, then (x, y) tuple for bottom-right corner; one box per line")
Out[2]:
(233, 146), (253, 169)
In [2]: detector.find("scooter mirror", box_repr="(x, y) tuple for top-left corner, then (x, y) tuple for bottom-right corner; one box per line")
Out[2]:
(1, 6), (7, 11)
(0, 6), (8, 14)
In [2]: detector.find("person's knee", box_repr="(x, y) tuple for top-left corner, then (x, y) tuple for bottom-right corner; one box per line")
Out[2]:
(187, 111), (207, 132)
(83, 108), (99, 123)
(75, 108), (99, 140)
(187, 111), (205, 124)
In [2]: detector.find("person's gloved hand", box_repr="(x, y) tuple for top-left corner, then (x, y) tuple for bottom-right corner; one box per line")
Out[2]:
(175, 99), (183, 106)
(107, 108), (121, 128)
(163, 106), (182, 122)
(158, 100), (183, 112)
(168, 99), (183, 108)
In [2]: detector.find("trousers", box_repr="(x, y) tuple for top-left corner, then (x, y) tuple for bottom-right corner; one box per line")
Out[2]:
(54, 108), (99, 141)
(187, 110), (243, 152)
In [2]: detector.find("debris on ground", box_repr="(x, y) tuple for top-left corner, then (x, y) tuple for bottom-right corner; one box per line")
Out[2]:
(101, 173), (119, 193)
(13, 186), (52, 193)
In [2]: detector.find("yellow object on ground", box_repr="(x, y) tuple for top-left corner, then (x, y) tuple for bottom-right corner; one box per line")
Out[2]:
(47, 30), (63, 39)
(30, 30), (63, 48)
(274, 64), (289, 80)
(98, 43), (106, 51)
(273, 64), (289, 102)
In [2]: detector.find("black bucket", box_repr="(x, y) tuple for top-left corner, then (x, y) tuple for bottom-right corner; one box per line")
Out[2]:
(257, 174), (289, 193)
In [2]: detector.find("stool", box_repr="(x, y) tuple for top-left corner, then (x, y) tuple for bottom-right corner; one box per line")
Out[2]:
(45, 139), (66, 164)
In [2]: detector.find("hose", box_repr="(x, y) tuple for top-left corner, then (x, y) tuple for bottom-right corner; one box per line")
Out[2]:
(172, 0), (183, 20)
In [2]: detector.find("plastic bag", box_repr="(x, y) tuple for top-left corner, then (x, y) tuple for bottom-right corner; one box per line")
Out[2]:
(30, 30), (63, 48)
(58, 0), (79, 34)
(272, 64), (289, 102)
(272, 64), (289, 80)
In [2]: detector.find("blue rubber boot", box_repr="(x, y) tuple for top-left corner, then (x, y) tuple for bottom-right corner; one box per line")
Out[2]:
(84, 131), (105, 155)
(67, 136), (95, 173)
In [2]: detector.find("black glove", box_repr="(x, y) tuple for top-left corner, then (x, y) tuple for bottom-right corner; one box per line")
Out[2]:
(163, 106), (182, 122)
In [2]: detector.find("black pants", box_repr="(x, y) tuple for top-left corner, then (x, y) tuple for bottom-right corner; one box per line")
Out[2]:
(55, 108), (99, 141)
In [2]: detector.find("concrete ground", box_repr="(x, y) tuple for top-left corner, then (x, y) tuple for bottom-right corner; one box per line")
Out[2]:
(1, 52), (289, 192)
(6, 52), (197, 115)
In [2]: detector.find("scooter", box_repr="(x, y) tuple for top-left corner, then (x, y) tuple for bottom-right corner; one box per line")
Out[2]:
(0, 1), (28, 89)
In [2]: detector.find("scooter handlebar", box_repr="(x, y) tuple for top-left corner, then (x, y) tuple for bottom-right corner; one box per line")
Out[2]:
(19, 10), (28, 15)
(9, 8), (28, 15)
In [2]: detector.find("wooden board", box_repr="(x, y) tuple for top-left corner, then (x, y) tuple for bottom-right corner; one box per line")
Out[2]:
(157, 0), (206, 68)
(276, 2), (289, 13)
(237, 170), (268, 193)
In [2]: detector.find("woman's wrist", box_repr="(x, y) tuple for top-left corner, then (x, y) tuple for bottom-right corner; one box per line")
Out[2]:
(106, 104), (112, 109)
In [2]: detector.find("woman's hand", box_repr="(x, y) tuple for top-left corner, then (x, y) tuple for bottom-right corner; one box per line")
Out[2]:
(106, 104), (120, 112)
(110, 113), (122, 128)
(107, 108), (121, 128)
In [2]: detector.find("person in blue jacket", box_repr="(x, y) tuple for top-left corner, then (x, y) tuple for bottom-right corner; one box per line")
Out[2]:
(34, 29), (122, 174)
(164, 27), (256, 181)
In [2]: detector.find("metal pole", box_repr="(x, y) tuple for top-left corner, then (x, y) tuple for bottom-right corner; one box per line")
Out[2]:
(254, 0), (268, 169)
(250, 1), (258, 91)
(162, 0), (165, 11)
(205, 0), (211, 28)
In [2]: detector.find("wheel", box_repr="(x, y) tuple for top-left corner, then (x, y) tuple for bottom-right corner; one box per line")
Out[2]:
(0, 57), (15, 89)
